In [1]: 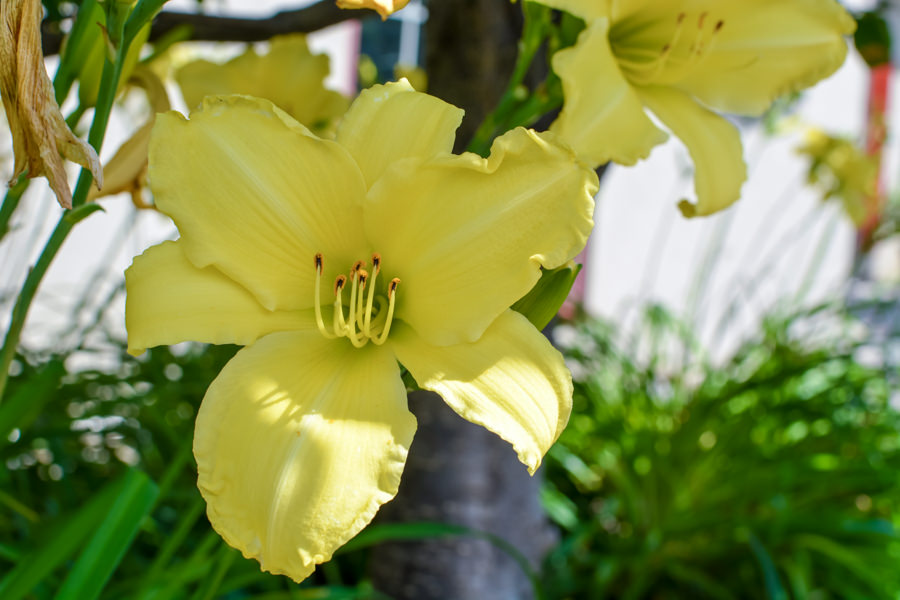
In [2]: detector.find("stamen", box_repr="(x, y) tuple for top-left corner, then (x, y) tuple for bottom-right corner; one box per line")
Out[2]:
(345, 270), (367, 348)
(333, 275), (348, 334)
(373, 278), (400, 345)
(314, 254), (336, 338)
(314, 255), (400, 347)
(363, 261), (380, 336)
(356, 270), (369, 329)
(618, 11), (722, 86)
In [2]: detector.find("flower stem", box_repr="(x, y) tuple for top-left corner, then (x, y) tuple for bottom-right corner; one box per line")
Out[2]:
(0, 7), (135, 400)
(0, 176), (28, 241)
(467, 1), (553, 156)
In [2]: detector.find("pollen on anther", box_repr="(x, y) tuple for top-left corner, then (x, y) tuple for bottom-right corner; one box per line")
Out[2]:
(334, 274), (347, 295)
(314, 253), (323, 272)
(372, 253), (381, 271)
(358, 270), (369, 286)
(352, 260), (365, 273)
(388, 277), (401, 297)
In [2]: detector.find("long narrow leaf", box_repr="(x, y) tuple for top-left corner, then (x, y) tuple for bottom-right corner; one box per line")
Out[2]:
(0, 360), (64, 445)
(54, 469), (158, 600)
(339, 522), (545, 600)
(747, 531), (788, 600)
(0, 471), (135, 600)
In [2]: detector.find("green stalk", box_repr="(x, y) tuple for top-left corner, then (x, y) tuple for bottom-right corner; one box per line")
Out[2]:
(0, 177), (28, 241)
(467, 1), (553, 155)
(0, 14), (132, 401)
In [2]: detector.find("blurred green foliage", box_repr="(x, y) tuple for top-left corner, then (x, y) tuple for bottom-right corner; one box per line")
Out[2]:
(543, 305), (900, 600)
(0, 343), (384, 598)
(2, 300), (899, 599)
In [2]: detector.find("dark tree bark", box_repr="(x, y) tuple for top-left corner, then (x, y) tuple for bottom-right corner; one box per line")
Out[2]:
(422, 0), (524, 150)
(368, 5), (558, 597)
(369, 392), (557, 600)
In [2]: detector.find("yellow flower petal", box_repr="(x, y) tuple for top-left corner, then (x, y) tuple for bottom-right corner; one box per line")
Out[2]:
(638, 85), (746, 217)
(672, 0), (855, 115)
(391, 310), (571, 474)
(194, 331), (416, 582)
(336, 80), (464, 188)
(124, 240), (314, 355)
(176, 35), (348, 137)
(365, 127), (596, 346)
(149, 95), (369, 311)
(550, 19), (668, 167)
(0, 0), (102, 209)
(335, 0), (410, 19)
(88, 120), (153, 205)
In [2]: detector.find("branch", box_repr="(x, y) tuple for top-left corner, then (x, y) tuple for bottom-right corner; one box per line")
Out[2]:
(42, 0), (378, 56)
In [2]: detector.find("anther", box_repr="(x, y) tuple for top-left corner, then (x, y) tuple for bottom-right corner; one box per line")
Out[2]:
(334, 274), (347, 296)
(314, 256), (400, 346)
(714, 20), (724, 32)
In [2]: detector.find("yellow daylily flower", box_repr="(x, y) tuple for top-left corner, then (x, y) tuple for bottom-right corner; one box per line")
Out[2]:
(536, 0), (855, 217)
(0, 0), (102, 208)
(125, 80), (597, 581)
(336, 0), (409, 20)
(797, 128), (877, 225)
(176, 35), (348, 137)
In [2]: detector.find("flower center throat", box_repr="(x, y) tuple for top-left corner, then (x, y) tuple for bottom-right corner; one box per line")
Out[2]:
(314, 253), (400, 348)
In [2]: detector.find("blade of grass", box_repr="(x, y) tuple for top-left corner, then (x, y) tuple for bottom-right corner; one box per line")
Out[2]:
(339, 521), (545, 600)
(0, 470), (144, 600)
(747, 531), (788, 600)
(53, 469), (158, 600)
(0, 360), (64, 446)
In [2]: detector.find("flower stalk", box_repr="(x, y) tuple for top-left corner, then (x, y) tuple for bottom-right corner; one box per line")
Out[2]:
(0, 0), (158, 400)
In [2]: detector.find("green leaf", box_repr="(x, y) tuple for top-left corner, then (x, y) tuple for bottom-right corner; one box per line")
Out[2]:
(339, 522), (545, 600)
(53, 0), (102, 103)
(746, 531), (788, 600)
(124, 0), (169, 45)
(0, 470), (150, 600)
(512, 262), (582, 330)
(0, 360), (64, 446)
(54, 470), (158, 600)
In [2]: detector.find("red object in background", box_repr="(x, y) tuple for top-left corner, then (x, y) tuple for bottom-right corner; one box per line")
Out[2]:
(859, 62), (892, 250)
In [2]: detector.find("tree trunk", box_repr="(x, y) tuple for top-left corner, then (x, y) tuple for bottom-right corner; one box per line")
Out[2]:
(370, 2), (557, 597)
(370, 392), (556, 599)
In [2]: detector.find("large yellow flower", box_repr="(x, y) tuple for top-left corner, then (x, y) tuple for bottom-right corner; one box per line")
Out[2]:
(176, 35), (347, 137)
(537, 0), (855, 217)
(125, 80), (597, 581)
